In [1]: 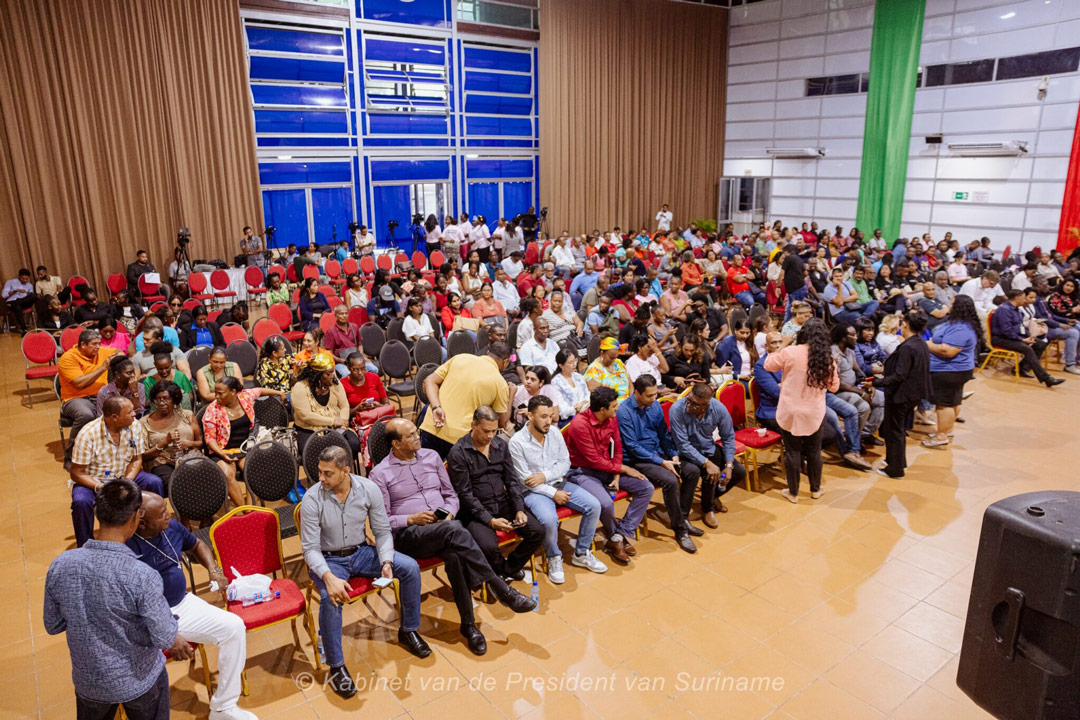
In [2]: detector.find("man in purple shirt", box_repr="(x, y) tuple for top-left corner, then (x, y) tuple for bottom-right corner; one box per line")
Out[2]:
(369, 418), (536, 656)
(324, 305), (361, 377)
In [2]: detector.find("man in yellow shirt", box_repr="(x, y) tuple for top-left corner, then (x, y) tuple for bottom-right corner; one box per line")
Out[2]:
(420, 342), (513, 458)
(58, 328), (117, 465)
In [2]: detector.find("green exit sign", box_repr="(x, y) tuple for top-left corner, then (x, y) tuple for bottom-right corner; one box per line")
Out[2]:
(954, 192), (969, 200)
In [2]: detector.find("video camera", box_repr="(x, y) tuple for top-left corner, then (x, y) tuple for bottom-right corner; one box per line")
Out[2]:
(177, 227), (191, 246)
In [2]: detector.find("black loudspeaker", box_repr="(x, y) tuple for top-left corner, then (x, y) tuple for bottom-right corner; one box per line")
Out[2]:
(958, 491), (1080, 720)
(926, 134), (943, 144)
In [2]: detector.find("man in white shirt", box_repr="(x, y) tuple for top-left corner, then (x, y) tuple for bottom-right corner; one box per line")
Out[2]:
(867, 228), (888, 251)
(1035, 253), (1061, 281)
(352, 226), (375, 257)
(518, 319), (559, 375)
(1010, 264), (1037, 293)
(501, 250), (525, 280)
(491, 267), (520, 314)
(507, 395), (607, 584)
(959, 270), (1003, 319)
(469, 217), (491, 263)
(551, 233), (575, 274)
(655, 204), (673, 233)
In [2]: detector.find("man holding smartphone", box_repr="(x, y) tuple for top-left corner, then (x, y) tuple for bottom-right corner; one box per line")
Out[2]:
(299, 446), (430, 699)
(447, 407), (544, 584)
(371, 418), (537, 657)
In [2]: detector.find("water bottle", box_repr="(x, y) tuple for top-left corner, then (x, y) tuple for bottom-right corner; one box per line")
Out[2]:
(530, 579), (540, 611)
(608, 489), (617, 500)
(317, 630), (326, 664)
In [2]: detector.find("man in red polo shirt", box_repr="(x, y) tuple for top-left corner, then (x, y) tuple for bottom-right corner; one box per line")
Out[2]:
(563, 386), (652, 566)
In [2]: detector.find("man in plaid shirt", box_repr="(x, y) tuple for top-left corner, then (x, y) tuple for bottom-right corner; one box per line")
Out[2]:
(69, 395), (163, 546)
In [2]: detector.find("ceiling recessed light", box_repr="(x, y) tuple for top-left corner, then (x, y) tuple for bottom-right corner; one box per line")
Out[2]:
(1000, 11), (1016, 19)
(277, 155), (293, 160)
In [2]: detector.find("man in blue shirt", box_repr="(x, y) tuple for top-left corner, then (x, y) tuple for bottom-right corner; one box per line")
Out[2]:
(616, 375), (703, 554)
(128, 493), (257, 720)
(44, 478), (183, 719)
(990, 289), (1063, 386)
(823, 267), (878, 325)
(569, 259), (599, 309)
(668, 383), (746, 528)
(2, 267), (36, 333)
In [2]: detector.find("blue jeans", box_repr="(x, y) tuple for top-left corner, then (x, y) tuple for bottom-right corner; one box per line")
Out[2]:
(831, 301), (879, 326)
(734, 289), (765, 310)
(825, 393), (861, 454)
(524, 482), (601, 557)
(784, 286), (809, 323)
(1046, 325), (1080, 366)
(336, 361), (379, 378)
(72, 471), (164, 547)
(309, 545), (421, 667)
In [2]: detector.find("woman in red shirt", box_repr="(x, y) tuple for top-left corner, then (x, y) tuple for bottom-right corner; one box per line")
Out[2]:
(440, 292), (472, 335)
(340, 352), (393, 427)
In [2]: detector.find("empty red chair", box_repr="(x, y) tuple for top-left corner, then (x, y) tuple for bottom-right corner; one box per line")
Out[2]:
(341, 257), (358, 275)
(429, 251), (445, 270)
(252, 317), (281, 347)
(326, 295), (342, 310)
(106, 274), (127, 298)
(207, 309), (223, 324)
(359, 256), (376, 275)
(286, 265), (298, 283)
(21, 331), (59, 408)
(319, 284), (335, 299)
(411, 251), (427, 270)
(219, 323), (248, 346)
(244, 266), (267, 303)
(267, 302), (304, 341)
(325, 259), (344, 286)
(188, 273), (213, 303)
(210, 269), (236, 302)
(139, 274), (165, 303)
(302, 264), (319, 281)
(347, 306), (368, 327)
(182, 298), (201, 311)
(60, 326), (83, 352)
(318, 313), (336, 333)
(376, 254), (393, 272)
(149, 301), (166, 313)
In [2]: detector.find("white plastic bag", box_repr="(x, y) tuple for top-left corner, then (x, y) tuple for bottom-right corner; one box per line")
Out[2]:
(225, 566), (273, 604)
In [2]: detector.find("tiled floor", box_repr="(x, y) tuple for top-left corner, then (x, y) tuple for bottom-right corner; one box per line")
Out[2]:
(3, 330), (1066, 719)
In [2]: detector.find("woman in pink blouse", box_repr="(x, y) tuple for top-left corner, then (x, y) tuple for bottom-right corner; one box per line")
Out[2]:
(763, 318), (839, 503)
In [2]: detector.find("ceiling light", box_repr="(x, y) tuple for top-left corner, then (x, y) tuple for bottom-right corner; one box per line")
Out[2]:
(1000, 11), (1016, 19)
(277, 155), (293, 160)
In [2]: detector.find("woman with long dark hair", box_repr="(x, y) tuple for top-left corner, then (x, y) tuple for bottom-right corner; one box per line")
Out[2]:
(763, 318), (839, 502)
(424, 213), (442, 258)
(298, 277), (329, 330)
(923, 295), (982, 450)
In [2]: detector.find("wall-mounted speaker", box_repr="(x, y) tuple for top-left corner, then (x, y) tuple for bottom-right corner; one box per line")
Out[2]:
(926, 134), (944, 145)
(957, 491), (1080, 720)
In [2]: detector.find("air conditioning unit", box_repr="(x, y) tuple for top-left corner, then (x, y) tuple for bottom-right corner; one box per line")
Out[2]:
(946, 141), (1028, 157)
(765, 147), (825, 158)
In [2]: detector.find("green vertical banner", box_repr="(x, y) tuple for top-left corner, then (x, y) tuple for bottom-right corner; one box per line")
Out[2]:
(856, 0), (926, 242)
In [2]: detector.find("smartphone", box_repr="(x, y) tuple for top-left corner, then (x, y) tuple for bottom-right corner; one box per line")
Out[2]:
(511, 518), (526, 528)
(373, 577), (393, 589)
(433, 508), (450, 521)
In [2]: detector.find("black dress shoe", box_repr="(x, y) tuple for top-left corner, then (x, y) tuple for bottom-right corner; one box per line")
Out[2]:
(1019, 369), (1034, 378)
(684, 523), (705, 537)
(500, 567), (526, 582)
(461, 623), (487, 655)
(398, 629), (432, 659)
(491, 584), (537, 613)
(328, 665), (357, 699)
(861, 435), (884, 447)
(675, 532), (698, 554)
(1045, 376), (1066, 387)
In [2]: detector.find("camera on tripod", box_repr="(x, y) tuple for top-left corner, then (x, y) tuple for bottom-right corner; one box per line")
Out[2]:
(347, 221), (361, 234)
(177, 227), (191, 246)
(388, 220), (399, 232)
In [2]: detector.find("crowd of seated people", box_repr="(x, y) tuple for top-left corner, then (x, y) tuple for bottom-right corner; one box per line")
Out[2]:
(32, 216), (1080, 714)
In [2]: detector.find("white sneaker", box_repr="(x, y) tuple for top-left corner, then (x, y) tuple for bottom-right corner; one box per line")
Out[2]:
(547, 555), (565, 584)
(571, 549), (608, 574)
(780, 489), (798, 504)
(1065, 365), (1080, 375)
(210, 708), (258, 720)
(810, 489), (824, 499)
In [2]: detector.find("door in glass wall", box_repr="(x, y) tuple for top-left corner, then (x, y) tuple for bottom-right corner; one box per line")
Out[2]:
(262, 190), (308, 249)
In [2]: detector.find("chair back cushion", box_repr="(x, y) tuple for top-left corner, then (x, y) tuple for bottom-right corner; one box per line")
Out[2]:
(211, 508), (283, 576)
(169, 456), (228, 522)
(245, 440), (298, 502)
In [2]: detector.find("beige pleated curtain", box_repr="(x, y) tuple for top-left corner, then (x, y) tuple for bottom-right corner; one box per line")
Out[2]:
(538, 0), (728, 234)
(0, 0), (262, 290)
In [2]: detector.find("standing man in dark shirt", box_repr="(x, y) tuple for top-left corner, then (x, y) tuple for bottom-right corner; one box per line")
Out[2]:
(781, 243), (807, 322)
(44, 479), (184, 720)
(519, 206), (539, 244)
(447, 407), (544, 582)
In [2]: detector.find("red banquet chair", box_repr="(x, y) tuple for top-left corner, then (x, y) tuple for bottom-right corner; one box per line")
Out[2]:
(376, 254), (393, 272)
(207, 310), (223, 324)
(210, 269), (236, 303)
(219, 322), (248, 346)
(138, 275), (165, 304)
(341, 257), (358, 276)
(302, 264), (319, 281)
(67, 275), (90, 306)
(188, 273), (214, 303)
(60, 326), (83, 353)
(106, 273), (127, 298)
(347, 306), (368, 327)
(429, 250), (445, 271)
(411, 251), (426, 270)
(716, 380), (780, 492)
(244, 266), (267, 304)
(267, 302), (305, 341)
(325, 259), (345, 286)
(318, 312), (336, 334)
(359, 256), (376, 275)
(267, 264), (287, 283)
(21, 330), (59, 408)
(210, 507), (321, 695)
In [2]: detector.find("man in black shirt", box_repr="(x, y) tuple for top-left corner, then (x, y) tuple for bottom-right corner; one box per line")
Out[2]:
(126, 250), (157, 299)
(619, 305), (651, 346)
(685, 293), (729, 344)
(447, 407), (544, 583)
(518, 207), (539, 243)
(780, 244), (807, 322)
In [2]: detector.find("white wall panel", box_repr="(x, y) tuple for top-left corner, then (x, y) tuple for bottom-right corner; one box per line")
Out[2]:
(950, 26), (1045, 63)
(820, 138), (865, 157)
(1021, 232), (1058, 250)
(923, 14), (954, 41)
(776, 98), (823, 119)
(727, 101), (777, 122)
(828, 28), (873, 53)
(919, 40), (951, 65)
(828, 5), (875, 31)
(814, 198), (858, 219)
(728, 61), (778, 84)
(823, 51), (871, 75)
(730, 21), (781, 47)
(776, 80), (806, 100)
(925, 0), (957, 18)
(820, 94), (867, 117)
(1034, 130), (1073, 155)
(1053, 19), (1080, 49)
(914, 89), (946, 112)
(911, 113), (944, 135)
(772, 158), (823, 176)
(816, 158), (862, 178)
(772, 177), (817, 197)
(777, 57), (824, 79)
(941, 106), (1042, 134)
(723, 158), (774, 176)
(781, 13), (827, 38)
(932, 180), (1030, 204)
(730, 0), (781, 26)
(901, 202), (934, 225)
(815, 178), (860, 199)
(821, 116), (867, 138)
(1032, 156), (1070, 180)
(725, 140), (770, 157)
(731, 41), (780, 65)
(935, 157), (1032, 181)
(729, 83), (779, 103)
(932, 203), (1026, 228)
(771, 197), (815, 217)
(1025, 207), (1064, 231)
(726, 121), (776, 140)
(953, 0), (1062, 35)
(1043, 76), (1080, 104)
(1028, 181), (1066, 206)
(944, 80), (1044, 110)
(774, 118), (822, 139)
(1039, 102), (1080, 131)
(905, 180), (937, 202)
(907, 157), (942, 179)
(779, 35), (823, 60)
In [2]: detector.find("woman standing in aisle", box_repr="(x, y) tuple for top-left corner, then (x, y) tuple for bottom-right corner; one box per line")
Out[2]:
(872, 310), (931, 478)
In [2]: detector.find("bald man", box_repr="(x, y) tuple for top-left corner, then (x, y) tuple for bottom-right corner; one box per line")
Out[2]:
(127, 493), (255, 720)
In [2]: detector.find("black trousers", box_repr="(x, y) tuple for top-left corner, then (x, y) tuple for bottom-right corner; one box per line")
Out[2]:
(419, 429), (455, 460)
(149, 464), (174, 495)
(462, 506), (544, 577)
(678, 448), (747, 515)
(780, 425), (823, 495)
(6, 294), (36, 330)
(394, 520), (498, 626)
(990, 335), (1050, 382)
(76, 666), (169, 720)
(881, 400), (917, 478)
(629, 460), (689, 533)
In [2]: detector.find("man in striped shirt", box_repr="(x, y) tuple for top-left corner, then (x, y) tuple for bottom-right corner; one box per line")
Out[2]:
(69, 396), (163, 547)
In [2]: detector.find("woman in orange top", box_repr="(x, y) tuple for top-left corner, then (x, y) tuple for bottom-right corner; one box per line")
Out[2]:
(680, 251), (704, 291)
(762, 318), (840, 503)
(440, 292), (472, 335)
(292, 328), (334, 376)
